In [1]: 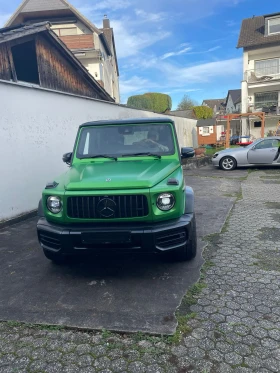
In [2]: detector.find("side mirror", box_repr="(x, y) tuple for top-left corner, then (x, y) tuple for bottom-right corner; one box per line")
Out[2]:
(62, 152), (72, 165)
(181, 147), (195, 158)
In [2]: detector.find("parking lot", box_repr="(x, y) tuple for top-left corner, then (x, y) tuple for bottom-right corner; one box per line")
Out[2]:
(0, 166), (244, 335)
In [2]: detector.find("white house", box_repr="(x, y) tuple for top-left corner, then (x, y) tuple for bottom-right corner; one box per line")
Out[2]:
(238, 12), (280, 138)
(5, 0), (120, 103)
(225, 89), (241, 114)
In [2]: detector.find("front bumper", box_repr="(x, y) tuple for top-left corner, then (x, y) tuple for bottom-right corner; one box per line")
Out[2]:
(37, 214), (194, 255)
(212, 156), (220, 167)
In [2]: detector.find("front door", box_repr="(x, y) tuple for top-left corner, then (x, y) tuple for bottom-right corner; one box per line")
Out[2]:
(247, 139), (280, 164)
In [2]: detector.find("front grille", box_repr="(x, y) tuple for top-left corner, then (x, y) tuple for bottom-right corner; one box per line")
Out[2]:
(67, 195), (149, 219)
(156, 228), (187, 249)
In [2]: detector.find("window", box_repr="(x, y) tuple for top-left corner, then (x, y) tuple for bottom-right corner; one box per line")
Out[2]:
(11, 40), (39, 85)
(255, 92), (278, 108)
(268, 17), (280, 34)
(255, 58), (279, 76)
(76, 123), (175, 158)
(203, 127), (210, 135)
(254, 121), (262, 128)
(255, 139), (280, 150)
(52, 28), (78, 36)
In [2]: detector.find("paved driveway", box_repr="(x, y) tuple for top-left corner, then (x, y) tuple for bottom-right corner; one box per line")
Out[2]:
(0, 166), (244, 334)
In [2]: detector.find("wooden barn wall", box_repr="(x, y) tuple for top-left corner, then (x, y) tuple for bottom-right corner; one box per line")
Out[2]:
(0, 44), (11, 81)
(36, 35), (102, 100)
(197, 128), (217, 145)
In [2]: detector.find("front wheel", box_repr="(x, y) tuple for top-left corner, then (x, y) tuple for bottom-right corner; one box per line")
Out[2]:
(43, 249), (65, 264)
(219, 156), (237, 171)
(173, 215), (197, 261)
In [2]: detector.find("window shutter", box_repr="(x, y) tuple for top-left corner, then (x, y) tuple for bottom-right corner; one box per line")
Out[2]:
(199, 127), (203, 135)
(209, 126), (214, 134)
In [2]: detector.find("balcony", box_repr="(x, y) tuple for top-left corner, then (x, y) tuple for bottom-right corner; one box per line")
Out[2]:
(59, 35), (94, 50)
(245, 68), (280, 84)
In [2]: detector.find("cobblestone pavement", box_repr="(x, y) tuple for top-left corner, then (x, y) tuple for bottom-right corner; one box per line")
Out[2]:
(0, 169), (280, 373)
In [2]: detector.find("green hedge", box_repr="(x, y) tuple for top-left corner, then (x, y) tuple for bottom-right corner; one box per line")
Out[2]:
(127, 95), (153, 111)
(127, 93), (172, 113)
(193, 106), (213, 119)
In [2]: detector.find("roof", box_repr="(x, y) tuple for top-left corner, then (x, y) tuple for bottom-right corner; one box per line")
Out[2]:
(226, 89), (241, 106)
(202, 99), (225, 109)
(168, 110), (195, 119)
(0, 22), (114, 102)
(79, 118), (175, 128)
(237, 13), (280, 48)
(5, 0), (112, 56)
(196, 119), (216, 127)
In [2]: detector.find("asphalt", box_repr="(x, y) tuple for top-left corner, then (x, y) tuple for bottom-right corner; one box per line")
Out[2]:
(0, 165), (246, 335)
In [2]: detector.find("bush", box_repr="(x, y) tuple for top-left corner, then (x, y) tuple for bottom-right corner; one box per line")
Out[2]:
(127, 95), (153, 111)
(193, 106), (213, 119)
(127, 93), (172, 113)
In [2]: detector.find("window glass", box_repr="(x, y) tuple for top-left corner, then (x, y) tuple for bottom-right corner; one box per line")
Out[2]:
(255, 92), (278, 108)
(76, 124), (175, 158)
(203, 127), (210, 134)
(255, 139), (279, 150)
(269, 17), (280, 34)
(255, 59), (279, 75)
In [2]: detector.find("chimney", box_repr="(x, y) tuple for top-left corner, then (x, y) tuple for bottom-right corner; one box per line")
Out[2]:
(103, 14), (110, 28)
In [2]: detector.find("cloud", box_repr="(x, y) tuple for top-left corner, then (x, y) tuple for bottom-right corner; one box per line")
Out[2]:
(207, 46), (221, 52)
(159, 57), (243, 85)
(120, 75), (153, 96)
(112, 20), (171, 58)
(134, 9), (167, 22)
(161, 47), (192, 60)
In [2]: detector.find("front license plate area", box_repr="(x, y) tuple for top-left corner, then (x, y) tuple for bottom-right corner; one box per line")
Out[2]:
(81, 232), (131, 244)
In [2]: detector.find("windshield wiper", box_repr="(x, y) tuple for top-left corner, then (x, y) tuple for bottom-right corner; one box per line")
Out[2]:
(80, 155), (118, 161)
(121, 152), (161, 159)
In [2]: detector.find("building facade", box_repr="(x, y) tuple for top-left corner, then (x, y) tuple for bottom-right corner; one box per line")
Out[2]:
(5, 0), (120, 102)
(238, 13), (280, 138)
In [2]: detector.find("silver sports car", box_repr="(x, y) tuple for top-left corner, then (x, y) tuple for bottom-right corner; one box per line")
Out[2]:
(212, 137), (280, 171)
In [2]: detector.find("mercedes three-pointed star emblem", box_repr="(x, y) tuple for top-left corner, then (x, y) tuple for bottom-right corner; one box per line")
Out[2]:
(97, 198), (116, 218)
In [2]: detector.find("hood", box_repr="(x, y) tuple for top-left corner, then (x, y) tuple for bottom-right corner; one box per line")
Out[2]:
(217, 147), (248, 154)
(64, 159), (180, 191)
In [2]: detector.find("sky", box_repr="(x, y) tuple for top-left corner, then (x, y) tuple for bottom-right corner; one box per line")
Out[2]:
(1, 0), (280, 109)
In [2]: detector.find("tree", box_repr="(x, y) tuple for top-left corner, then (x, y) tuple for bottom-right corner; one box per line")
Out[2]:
(127, 93), (172, 113)
(193, 106), (213, 119)
(176, 94), (198, 110)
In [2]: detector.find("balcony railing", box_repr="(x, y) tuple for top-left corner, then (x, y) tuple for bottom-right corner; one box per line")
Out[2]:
(59, 35), (94, 50)
(245, 68), (280, 84)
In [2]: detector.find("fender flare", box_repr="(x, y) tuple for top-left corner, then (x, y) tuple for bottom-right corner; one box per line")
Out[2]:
(184, 186), (195, 214)
(38, 199), (44, 217)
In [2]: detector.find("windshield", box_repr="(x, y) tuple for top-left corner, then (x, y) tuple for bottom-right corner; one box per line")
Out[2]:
(76, 123), (176, 159)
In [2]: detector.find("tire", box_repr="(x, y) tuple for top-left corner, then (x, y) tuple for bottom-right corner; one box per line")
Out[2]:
(174, 215), (197, 261)
(219, 156), (237, 171)
(43, 249), (65, 264)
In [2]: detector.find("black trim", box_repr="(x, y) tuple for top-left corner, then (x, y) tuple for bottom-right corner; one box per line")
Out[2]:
(37, 214), (194, 254)
(184, 187), (195, 214)
(45, 182), (59, 189)
(167, 178), (179, 185)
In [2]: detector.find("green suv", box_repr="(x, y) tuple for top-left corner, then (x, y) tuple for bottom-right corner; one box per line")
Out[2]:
(37, 118), (196, 263)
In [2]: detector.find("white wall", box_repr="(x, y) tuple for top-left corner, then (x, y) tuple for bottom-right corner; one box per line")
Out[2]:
(0, 81), (196, 221)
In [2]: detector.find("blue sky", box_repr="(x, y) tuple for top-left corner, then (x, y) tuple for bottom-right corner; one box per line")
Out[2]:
(1, 0), (280, 108)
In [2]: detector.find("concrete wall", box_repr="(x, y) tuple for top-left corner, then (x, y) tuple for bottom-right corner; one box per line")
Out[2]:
(0, 80), (196, 221)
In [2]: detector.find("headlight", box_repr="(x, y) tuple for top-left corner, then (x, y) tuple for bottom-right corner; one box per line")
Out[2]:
(47, 196), (62, 214)
(156, 193), (175, 211)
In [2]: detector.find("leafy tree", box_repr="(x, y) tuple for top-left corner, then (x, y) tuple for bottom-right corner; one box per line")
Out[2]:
(177, 94), (198, 110)
(193, 106), (213, 119)
(127, 93), (172, 113)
